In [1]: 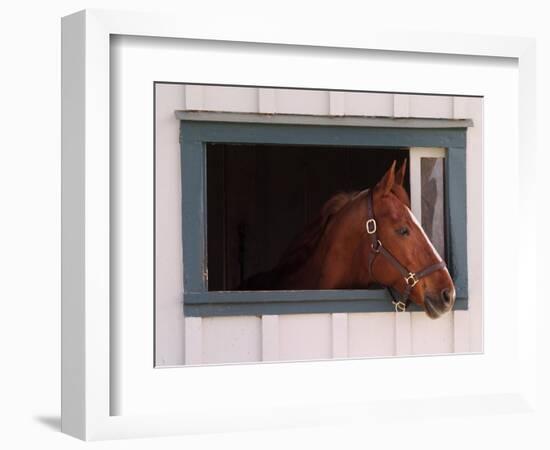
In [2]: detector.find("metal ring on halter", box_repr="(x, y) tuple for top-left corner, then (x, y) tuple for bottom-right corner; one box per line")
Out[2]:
(365, 218), (377, 234)
(371, 239), (382, 252)
(392, 300), (407, 312)
(405, 272), (419, 287)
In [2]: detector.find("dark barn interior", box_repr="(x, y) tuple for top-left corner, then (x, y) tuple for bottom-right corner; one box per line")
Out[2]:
(206, 143), (410, 291)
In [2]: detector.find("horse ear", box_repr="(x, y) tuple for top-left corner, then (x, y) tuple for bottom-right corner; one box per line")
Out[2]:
(377, 160), (396, 196)
(395, 158), (407, 186)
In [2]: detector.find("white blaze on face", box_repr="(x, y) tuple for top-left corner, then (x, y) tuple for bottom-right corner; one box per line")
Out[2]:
(405, 206), (445, 265)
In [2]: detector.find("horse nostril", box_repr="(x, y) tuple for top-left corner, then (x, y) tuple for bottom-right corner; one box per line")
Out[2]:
(440, 288), (455, 306)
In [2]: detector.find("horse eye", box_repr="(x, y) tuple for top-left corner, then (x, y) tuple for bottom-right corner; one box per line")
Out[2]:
(397, 227), (409, 236)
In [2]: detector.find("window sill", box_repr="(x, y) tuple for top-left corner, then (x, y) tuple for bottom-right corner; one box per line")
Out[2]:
(184, 290), (468, 317)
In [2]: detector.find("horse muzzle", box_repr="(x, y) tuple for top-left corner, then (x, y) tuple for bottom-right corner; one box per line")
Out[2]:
(424, 287), (456, 319)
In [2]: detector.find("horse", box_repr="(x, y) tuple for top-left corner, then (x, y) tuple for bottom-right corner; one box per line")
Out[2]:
(239, 160), (456, 319)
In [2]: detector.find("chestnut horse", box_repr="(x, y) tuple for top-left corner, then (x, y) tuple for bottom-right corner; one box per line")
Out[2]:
(239, 160), (456, 319)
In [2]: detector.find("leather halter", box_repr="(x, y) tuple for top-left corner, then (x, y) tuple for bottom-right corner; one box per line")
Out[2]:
(365, 189), (447, 312)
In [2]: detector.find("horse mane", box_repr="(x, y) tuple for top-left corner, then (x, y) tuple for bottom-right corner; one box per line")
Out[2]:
(273, 191), (361, 275)
(273, 184), (410, 276)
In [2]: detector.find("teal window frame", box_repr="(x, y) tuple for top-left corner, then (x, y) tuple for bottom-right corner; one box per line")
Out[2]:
(177, 112), (470, 317)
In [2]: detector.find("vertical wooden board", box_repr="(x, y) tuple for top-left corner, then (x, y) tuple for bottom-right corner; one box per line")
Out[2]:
(446, 147), (468, 299)
(460, 97), (484, 353)
(343, 92), (393, 117)
(155, 83), (186, 366)
(180, 136), (207, 292)
(262, 315), (280, 361)
(250, 147), (270, 276)
(348, 148), (409, 194)
(279, 314), (332, 361)
(224, 147), (259, 289)
(274, 88), (330, 115)
(453, 310), (470, 353)
(347, 313), (395, 358)
(393, 94), (410, 117)
(395, 312), (412, 355)
(260, 146), (307, 271)
(184, 85), (204, 110)
(331, 313), (348, 358)
(305, 147), (351, 224)
(410, 311), (454, 355)
(408, 95), (454, 118)
(466, 110), (484, 352)
(329, 92), (346, 115)
(202, 85), (259, 112)
(202, 316), (262, 364)
(184, 317), (203, 365)
(205, 145), (226, 291)
(452, 96), (471, 119)
(258, 88), (277, 113)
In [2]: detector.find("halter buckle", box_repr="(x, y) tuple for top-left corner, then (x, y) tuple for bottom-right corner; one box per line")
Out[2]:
(371, 239), (382, 253)
(392, 300), (407, 312)
(366, 219), (377, 234)
(405, 272), (419, 287)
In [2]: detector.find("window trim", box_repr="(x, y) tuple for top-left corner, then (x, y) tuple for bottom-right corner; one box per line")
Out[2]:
(177, 112), (470, 317)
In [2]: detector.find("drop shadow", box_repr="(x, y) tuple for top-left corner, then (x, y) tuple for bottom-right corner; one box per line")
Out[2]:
(34, 415), (61, 432)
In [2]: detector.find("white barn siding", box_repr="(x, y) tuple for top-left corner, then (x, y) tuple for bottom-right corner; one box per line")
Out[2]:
(331, 313), (349, 358)
(273, 88), (330, 115)
(258, 88), (277, 113)
(155, 83), (482, 366)
(393, 94), (454, 119)
(261, 315), (280, 361)
(328, 91), (394, 117)
(202, 316), (262, 364)
(347, 313), (395, 358)
(343, 91), (394, 117)
(410, 312), (454, 355)
(453, 310), (471, 353)
(408, 94), (454, 118)
(278, 314), (332, 361)
(184, 317), (202, 365)
(394, 313), (412, 355)
(202, 85), (259, 112)
(154, 83), (186, 366)
(455, 96), (484, 353)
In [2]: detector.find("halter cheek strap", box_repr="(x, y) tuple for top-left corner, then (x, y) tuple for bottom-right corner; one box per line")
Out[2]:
(365, 189), (447, 312)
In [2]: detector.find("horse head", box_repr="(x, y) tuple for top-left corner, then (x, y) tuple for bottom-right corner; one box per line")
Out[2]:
(362, 160), (456, 318)
(241, 158), (456, 319)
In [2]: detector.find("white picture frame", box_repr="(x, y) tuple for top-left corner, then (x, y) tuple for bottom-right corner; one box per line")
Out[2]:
(61, 9), (537, 441)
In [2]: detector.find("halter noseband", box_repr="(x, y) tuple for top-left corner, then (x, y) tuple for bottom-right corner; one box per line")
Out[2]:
(365, 189), (447, 312)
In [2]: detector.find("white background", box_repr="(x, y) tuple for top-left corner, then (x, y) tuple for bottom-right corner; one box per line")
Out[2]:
(1, 0), (549, 449)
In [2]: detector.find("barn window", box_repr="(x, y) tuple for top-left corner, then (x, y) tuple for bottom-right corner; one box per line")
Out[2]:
(178, 111), (470, 317)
